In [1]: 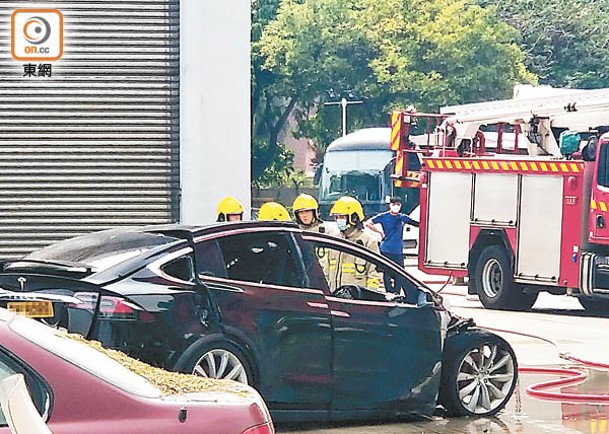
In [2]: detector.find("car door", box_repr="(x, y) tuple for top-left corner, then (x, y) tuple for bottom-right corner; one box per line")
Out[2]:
(195, 229), (332, 409)
(298, 233), (443, 415)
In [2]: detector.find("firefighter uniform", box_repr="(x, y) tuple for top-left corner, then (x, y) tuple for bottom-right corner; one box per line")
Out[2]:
(326, 229), (382, 292)
(326, 196), (383, 293)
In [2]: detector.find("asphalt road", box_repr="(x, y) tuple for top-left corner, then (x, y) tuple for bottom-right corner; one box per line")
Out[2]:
(276, 258), (609, 434)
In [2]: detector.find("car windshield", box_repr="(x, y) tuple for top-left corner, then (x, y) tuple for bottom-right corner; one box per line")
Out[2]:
(9, 313), (162, 398)
(17, 228), (181, 272)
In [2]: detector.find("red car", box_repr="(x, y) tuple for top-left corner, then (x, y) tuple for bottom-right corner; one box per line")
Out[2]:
(0, 308), (274, 434)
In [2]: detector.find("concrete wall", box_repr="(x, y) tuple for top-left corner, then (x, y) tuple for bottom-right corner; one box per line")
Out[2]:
(180, 1), (251, 223)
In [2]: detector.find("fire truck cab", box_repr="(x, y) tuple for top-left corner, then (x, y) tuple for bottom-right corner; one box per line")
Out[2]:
(410, 88), (609, 311)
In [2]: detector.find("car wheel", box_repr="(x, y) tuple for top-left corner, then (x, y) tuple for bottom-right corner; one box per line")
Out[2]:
(578, 296), (609, 315)
(174, 340), (253, 385)
(474, 245), (536, 311)
(439, 331), (517, 417)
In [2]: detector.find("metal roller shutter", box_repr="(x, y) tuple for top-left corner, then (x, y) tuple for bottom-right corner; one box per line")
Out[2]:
(0, 0), (180, 258)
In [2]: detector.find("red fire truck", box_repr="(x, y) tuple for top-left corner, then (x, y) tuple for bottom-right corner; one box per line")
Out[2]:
(391, 88), (609, 311)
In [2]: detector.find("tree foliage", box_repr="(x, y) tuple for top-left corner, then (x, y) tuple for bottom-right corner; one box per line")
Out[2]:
(252, 0), (294, 185)
(253, 0), (535, 183)
(478, 0), (609, 88)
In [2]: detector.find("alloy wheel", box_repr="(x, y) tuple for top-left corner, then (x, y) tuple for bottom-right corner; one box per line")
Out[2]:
(193, 348), (249, 383)
(456, 342), (516, 414)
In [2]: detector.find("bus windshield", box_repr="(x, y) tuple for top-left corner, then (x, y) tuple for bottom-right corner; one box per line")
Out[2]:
(319, 149), (391, 203)
(322, 171), (383, 202)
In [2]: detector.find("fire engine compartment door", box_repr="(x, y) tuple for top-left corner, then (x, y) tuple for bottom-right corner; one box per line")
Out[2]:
(516, 175), (563, 283)
(425, 172), (472, 268)
(473, 173), (518, 225)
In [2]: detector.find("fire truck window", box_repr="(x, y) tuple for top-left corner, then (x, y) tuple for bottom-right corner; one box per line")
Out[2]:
(598, 143), (609, 188)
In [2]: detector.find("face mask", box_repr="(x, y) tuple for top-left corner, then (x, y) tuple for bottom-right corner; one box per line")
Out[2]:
(390, 204), (401, 213)
(336, 218), (348, 231)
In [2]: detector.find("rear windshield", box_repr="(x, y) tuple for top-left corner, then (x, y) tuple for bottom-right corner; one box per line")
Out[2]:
(20, 229), (181, 271)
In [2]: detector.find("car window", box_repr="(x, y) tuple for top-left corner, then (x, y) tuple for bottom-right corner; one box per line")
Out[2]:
(160, 255), (195, 282)
(212, 232), (305, 288)
(0, 348), (51, 426)
(20, 228), (183, 272)
(301, 239), (419, 303)
(195, 240), (228, 278)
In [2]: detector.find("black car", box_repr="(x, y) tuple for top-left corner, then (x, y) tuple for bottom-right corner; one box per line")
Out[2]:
(0, 221), (518, 422)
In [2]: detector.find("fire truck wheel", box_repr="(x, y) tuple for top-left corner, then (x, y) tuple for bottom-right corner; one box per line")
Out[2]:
(439, 330), (518, 417)
(474, 245), (535, 311)
(578, 296), (609, 314)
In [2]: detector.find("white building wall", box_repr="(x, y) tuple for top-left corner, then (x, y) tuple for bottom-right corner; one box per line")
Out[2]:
(180, 1), (251, 223)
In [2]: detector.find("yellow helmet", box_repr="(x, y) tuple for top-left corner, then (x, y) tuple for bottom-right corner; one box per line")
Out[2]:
(216, 196), (245, 222)
(330, 196), (364, 225)
(292, 193), (319, 222)
(258, 202), (291, 221)
(292, 194), (318, 212)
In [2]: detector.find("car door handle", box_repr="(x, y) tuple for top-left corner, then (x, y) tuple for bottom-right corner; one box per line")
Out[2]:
(307, 301), (329, 309)
(330, 310), (350, 318)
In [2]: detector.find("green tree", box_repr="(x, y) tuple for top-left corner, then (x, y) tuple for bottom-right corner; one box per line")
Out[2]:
(254, 0), (534, 180)
(478, 0), (609, 88)
(252, 0), (296, 185)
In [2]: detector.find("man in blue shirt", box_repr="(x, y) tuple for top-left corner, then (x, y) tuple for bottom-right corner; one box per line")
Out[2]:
(366, 196), (419, 267)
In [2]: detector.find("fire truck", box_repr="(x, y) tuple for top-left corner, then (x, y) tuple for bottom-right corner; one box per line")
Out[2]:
(391, 88), (609, 311)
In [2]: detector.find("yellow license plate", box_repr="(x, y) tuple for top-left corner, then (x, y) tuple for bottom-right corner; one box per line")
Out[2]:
(7, 301), (54, 318)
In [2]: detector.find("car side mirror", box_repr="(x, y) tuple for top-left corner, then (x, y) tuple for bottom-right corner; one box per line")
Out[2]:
(416, 290), (434, 307)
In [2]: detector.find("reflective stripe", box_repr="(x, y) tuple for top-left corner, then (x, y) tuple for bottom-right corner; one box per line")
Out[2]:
(423, 158), (585, 174)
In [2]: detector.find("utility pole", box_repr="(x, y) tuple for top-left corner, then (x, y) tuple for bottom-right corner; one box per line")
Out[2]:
(324, 97), (363, 137)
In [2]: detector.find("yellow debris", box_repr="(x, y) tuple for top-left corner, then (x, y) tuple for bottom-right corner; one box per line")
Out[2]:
(66, 333), (252, 397)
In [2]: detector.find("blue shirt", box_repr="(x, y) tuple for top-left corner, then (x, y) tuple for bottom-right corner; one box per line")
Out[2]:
(371, 211), (417, 254)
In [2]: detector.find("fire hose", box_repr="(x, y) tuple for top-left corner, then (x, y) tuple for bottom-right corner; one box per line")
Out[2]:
(483, 326), (609, 404)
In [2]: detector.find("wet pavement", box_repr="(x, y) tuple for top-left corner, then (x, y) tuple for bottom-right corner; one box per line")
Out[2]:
(278, 370), (609, 433)
(277, 258), (609, 433)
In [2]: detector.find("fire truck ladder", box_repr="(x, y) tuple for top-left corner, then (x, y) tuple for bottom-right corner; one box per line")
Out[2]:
(440, 87), (609, 158)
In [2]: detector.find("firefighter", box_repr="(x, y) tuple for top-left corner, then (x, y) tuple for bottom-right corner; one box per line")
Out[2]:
(216, 196), (245, 222)
(257, 201), (291, 221)
(292, 194), (325, 232)
(327, 196), (382, 292)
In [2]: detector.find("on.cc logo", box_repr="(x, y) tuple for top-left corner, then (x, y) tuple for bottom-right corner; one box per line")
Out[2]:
(11, 9), (63, 61)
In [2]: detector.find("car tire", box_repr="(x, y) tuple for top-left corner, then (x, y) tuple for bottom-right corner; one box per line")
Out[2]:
(173, 339), (254, 385)
(578, 296), (609, 315)
(439, 330), (518, 417)
(474, 245), (536, 311)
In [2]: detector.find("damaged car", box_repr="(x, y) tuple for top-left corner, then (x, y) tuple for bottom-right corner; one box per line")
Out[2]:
(0, 307), (274, 434)
(0, 221), (518, 422)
